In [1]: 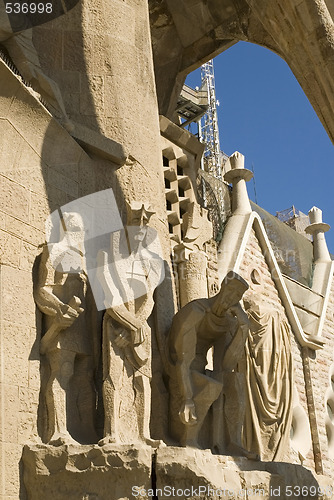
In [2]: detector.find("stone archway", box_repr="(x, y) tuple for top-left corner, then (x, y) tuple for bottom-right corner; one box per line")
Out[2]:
(149, 0), (334, 144)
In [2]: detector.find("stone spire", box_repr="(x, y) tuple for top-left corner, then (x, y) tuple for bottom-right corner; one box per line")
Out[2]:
(224, 151), (253, 215)
(306, 207), (331, 263)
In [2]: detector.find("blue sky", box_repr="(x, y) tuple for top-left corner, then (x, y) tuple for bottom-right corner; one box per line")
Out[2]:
(186, 42), (334, 253)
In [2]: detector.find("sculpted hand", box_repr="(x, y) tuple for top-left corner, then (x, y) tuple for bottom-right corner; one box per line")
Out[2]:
(179, 400), (197, 426)
(229, 303), (249, 327)
(57, 298), (83, 329)
(114, 329), (131, 348)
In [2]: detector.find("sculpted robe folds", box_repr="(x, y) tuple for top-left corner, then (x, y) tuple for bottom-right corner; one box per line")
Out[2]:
(243, 301), (293, 461)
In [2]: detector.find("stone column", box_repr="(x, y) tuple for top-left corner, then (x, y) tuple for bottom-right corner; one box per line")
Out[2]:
(175, 246), (208, 307)
(224, 152), (253, 215)
(306, 207), (331, 263)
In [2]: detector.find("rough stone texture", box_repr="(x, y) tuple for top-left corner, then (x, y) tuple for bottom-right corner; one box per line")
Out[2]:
(21, 445), (334, 500)
(97, 203), (163, 447)
(289, 328), (315, 469)
(310, 276), (334, 476)
(218, 175), (334, 474)
(22, 444), (152, 500)
(238, 229), (285, 316)
(167, 272), (249, 451)
(237, 229), (292, 462)
(32, 0), (165, 189)
(236, 221), (327, 471)
(0, 61), (123, 498)
(156, 447), (334, 500)
(0, 0), (334, 498)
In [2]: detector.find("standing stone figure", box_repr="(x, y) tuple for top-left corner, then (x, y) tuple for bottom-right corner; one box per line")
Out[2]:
(34, 212), (97, 445)
(168, 271), (250, 450)
(97, 202), (163, 446)
(242, 294), (293, 461)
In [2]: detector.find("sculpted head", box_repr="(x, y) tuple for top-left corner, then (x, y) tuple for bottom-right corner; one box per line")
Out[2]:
(126, 201), (155, 242)
(61, 212), (85, 248)
(213, 271), (249, 316)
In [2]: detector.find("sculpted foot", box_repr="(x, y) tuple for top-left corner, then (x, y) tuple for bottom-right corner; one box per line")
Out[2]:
(228, 443), (260, 461)
(48, 432), (78, 446)
(98, 434), (118, 446)
(144, 437), (165, 447)
(243, 450), (260, 461)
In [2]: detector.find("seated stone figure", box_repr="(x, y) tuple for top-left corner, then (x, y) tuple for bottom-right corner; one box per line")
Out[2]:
(168, 271), (249, 450)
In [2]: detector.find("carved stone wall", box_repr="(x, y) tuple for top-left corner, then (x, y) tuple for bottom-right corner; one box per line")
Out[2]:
(237, 226), (334, 476)
(237, 229), (293, 460)
(22, 445), (334, 500)
(238, 229), (285, 314)
(0, 2), (174, 495)
(309, 277), (334, 476)
(0, 67), (120, 497)
(1, 0), (334, 497)
(0, 58), (170, 498)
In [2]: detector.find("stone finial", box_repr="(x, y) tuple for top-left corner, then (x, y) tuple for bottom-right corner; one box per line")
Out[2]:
(305, 206), (331, 263)
(308, 206), (327, 226)
(229, 151), (245, 170)
(224, 151), (253, 215)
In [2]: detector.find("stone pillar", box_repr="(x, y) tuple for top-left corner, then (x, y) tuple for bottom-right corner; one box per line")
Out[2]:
(306, 207), (331, 263)
(224, 151), (253, 215)
(32, 0), (168, 237)
(175, 247), (208, 307)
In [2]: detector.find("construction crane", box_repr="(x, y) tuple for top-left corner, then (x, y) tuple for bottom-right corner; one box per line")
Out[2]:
(199, 60), (223, 180)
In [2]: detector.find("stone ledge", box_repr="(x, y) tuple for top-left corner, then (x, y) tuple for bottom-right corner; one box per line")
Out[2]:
(156, 447), (334, 500)
(22, 444), (334, 500)
(72, 123), (128, 165)
(22, 444), (152, 500)
(159, 115), (205, 159)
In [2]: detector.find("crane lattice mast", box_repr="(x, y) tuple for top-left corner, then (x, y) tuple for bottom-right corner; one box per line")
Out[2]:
(199, 60), (222, 179)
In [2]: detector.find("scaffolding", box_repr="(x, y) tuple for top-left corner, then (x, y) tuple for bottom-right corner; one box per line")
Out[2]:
(276, 206), (311, 240)
(199, 61), (222, 179)
(175, 60), (228, 220)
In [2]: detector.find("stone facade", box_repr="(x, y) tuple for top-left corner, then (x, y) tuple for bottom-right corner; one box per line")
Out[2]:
(0, 1), (334, 499)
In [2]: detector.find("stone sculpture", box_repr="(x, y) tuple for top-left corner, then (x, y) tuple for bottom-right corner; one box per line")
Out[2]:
(168, 271), (250, 449)
(34, 212), (97, 445)
(242, 293), (293, 461)
(0, 7), (72, 130)
(97, 202), (163, 446)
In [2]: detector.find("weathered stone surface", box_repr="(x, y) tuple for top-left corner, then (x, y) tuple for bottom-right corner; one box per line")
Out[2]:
(0, 0), (334, 498)
(22, 444), (334, 500)
(156, 447), (334, 500)
(23, 444), (152, 500)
